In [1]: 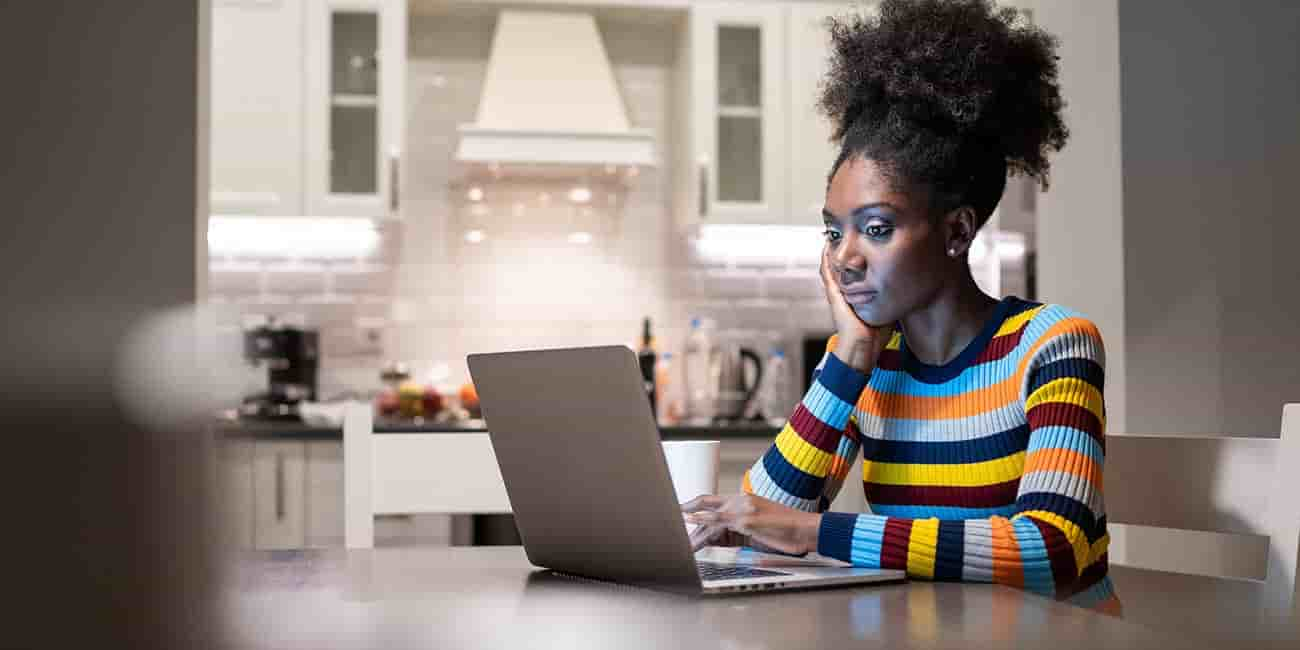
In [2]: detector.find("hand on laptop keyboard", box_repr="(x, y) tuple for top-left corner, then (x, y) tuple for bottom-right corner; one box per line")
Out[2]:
(682, 494), (821, 556)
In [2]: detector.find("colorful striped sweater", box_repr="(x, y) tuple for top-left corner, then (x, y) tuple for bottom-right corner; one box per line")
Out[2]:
(743, 295), (1120, 613)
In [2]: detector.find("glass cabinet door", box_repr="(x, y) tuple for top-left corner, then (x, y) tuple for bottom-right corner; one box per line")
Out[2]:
(691, 4), (786, 224)
(329, 11), (380, 196)
(305, 0), (405, 218)
(716, 25), (762, 204)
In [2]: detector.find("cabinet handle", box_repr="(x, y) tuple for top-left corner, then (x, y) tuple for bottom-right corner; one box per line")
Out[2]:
(389, 150), (401, 214)
(275, 452), (285, 522)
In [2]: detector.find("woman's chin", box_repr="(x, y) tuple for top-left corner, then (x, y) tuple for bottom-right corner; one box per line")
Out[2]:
(853, 304), (892, 329)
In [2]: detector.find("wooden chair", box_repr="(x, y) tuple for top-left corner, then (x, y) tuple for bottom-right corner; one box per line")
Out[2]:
(1104, 403), (1300, 638)
(343, 403), (511, 549)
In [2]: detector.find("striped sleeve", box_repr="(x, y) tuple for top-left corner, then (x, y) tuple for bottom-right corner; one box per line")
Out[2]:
(742, 335), (866, 512)
(816, 312), (1111, 600)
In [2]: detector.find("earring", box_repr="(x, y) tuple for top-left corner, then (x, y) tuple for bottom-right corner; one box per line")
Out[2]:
(948, 248), (957, 256)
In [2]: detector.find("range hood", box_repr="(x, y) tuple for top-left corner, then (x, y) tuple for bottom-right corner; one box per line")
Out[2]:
(454, 10), (655, 176)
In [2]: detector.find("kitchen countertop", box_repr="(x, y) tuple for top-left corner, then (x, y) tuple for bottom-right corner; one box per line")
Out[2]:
(214, 418), (781, 440)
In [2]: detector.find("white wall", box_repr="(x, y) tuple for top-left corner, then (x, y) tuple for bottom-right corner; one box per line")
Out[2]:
(1021, 0), (1128, 432)
(1118, 0), (1300, 436)
(1027, 0), (1300, 436)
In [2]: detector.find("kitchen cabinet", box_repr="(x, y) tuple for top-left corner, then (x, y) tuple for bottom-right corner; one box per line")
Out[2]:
(305, 440), (346, 547)
(218, 438), (345, 550)
(252, 440), (308, 549)
(217, 434), (822, 551)
(683, 3), (788, 224)
(218, 439), (255, 549)
(210, 0), (406, 219)
(676, 2), (869, 228)
(303, 0), (406, 217)
(210, 0), (306, 216)
(785, 2), (852, 225)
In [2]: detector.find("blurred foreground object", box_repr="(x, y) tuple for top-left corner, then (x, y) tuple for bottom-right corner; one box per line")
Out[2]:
(2, 303), (228, 649)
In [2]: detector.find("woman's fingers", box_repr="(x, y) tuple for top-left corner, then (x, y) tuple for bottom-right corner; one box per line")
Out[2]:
(680, 494), (727, 513)
(689, 524), (726, 552)
(820, 243), (869, 337)
(685, 509), (733, 526)
(689, 524), (749, 551)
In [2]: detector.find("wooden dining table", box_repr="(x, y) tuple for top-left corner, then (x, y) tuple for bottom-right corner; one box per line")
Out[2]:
(216, 544), (1291, 650)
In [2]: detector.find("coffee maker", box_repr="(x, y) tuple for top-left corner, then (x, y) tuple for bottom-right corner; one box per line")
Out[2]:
(240, 318), (319, 421)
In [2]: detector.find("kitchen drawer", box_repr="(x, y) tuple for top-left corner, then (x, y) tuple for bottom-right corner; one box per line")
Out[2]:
(218, 439), (255, 549)
(305, 440), (344, 547)
(252, 440), (307, 550)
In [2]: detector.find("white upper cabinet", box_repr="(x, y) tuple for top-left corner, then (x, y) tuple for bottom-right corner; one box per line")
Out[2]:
(303, 0), (406, 218)
(210, 0), (405, 219)
(677, 2), (867, 228)
(687, 3), (787, 224)
(211, 0), (305, 216)
(786, 2), (851, 226)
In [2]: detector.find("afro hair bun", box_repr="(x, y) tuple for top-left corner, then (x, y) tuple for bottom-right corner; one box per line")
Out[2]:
(818, 0), (1068, 198)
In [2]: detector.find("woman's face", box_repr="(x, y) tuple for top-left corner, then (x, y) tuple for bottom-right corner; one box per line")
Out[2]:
(822, 156), (954, 327)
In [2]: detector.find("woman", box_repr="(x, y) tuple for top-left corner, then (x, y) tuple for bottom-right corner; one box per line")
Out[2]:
(682, 0), (1119, 614)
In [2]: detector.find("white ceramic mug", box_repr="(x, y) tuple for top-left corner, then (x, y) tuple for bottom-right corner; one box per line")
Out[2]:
(662, 440), (721, 537)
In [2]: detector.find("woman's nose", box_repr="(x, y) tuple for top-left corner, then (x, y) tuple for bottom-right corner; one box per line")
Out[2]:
(831, 231), (865, 272)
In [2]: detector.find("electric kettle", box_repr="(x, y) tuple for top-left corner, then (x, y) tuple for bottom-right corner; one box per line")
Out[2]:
(713, 338), (764, 421)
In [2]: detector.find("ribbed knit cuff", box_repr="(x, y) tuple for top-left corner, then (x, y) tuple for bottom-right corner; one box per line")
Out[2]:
(817, 512), (859, 563)
(817, 349), (871, 405)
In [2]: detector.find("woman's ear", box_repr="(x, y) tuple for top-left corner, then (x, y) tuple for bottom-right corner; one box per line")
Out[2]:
(943, 206), (979, 257)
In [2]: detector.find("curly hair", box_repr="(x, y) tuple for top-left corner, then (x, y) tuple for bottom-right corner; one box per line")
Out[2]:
(818, 0), (1068, 226)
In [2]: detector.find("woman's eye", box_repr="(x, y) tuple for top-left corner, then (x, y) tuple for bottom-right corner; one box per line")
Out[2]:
(822, 229), (842, 243)
(863, 225), (892, 239)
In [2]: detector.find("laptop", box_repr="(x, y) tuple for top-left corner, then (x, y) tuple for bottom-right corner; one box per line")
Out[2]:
(466, 345), (906, 596)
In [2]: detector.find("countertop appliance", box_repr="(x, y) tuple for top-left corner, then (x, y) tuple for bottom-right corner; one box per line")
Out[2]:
(801, 332), (835, 395)
(713, 340), (764, 423)
(239, 320), (319, 421)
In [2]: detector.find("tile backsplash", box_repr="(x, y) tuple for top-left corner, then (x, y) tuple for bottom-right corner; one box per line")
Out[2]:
(207, 13), (835, 406)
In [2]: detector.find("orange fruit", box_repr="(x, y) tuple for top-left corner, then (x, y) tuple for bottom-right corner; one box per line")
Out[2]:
(459, 382), (479, 410)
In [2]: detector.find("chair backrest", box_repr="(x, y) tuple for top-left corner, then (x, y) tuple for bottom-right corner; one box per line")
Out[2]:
(343, 403), (511, 549)
(1104, 403), (1300, 618)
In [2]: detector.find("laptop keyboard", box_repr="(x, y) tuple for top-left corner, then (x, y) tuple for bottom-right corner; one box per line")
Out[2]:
(696, 561), (792, 581)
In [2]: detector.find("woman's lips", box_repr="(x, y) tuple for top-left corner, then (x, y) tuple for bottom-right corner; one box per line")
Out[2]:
(843, 290), (878, 305)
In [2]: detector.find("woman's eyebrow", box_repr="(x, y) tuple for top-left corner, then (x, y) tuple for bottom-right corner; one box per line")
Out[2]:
(822, 202), (902, 223)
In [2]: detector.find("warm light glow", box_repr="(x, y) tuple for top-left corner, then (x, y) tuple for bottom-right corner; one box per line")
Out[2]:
(467, 186), (484, 202)
(691, 224), (1027, 267)
(694, 224), (824, 263)
(464, 229), (486, 244)
(995, 232), (1026, 260)
(567, 231), (593, 245)
(208, 216), (379, 259)
(970, 234), (989, 265)
(568, 186), (592, 203)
